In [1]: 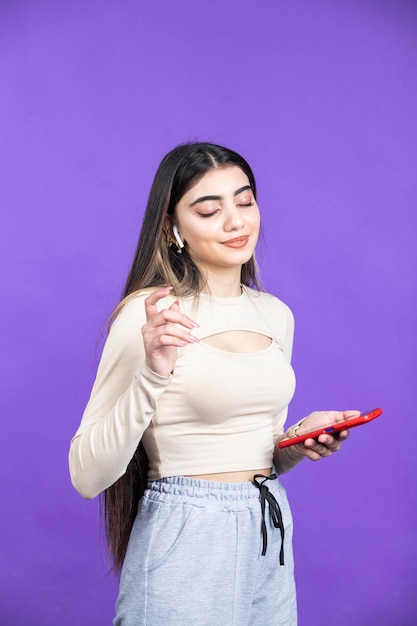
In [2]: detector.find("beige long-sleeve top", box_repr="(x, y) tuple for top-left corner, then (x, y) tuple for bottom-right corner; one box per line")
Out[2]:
(69, 287), (297, 499)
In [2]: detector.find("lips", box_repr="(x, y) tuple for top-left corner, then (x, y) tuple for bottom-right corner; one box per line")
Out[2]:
(221, 235), (250, 248)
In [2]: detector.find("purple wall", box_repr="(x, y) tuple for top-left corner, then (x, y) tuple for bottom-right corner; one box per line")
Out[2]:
(1, 1), (416, 624)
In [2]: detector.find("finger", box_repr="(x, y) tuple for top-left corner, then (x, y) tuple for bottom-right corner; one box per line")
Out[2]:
(144, 306), (199, 331)
(146, 325), (200, 345)
(303, 438), (332, 457)
(317, 434), (342, 452)
(167, 301), (199, 329)
(301, 447), (323, 462)
(150, 333), (198, 348)
(145, 285), (173, 306)
(342, 409), (361, 420)
(144, 286), (173, 320)
(316, 428), (350, 451)
(335, 429), (349, 442)
(326, 409), (361, 425)
(322, 410), (348, 425)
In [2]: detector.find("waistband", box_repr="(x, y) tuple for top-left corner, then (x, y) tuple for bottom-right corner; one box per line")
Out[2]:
(146, 472), (279, 502)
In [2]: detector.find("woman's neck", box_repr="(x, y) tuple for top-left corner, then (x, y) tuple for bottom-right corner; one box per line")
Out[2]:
(201, 268), (243, 298)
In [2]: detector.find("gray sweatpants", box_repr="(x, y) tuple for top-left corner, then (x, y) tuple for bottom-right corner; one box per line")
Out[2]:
(114, 474), (297, 626)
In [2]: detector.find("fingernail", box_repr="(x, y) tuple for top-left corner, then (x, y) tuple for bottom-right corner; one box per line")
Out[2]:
(189, 321), (199, 328)
(188, 335), (200, 343)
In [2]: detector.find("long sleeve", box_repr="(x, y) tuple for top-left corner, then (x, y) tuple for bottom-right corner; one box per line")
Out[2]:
(68, 296), (172, 499)
(273, 423), (306, 474)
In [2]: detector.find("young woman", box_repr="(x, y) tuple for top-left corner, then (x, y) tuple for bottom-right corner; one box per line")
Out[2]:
(69, 142), (359, 626)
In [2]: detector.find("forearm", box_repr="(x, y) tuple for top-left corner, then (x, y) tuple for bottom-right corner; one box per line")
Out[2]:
(273, 420), (306, 474)
(69, 366), (171, 499)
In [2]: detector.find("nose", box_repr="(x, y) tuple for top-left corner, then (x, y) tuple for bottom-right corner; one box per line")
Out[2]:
(223, 204), (245, 232)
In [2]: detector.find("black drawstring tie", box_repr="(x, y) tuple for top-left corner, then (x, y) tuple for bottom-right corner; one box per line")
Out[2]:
(252, 473), (285, 565)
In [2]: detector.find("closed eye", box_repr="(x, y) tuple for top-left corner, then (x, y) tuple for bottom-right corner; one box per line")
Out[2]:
(197, 210), (219, 218)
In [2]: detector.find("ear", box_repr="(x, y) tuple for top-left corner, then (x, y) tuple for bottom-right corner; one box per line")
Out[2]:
(163, 215), (172, 235)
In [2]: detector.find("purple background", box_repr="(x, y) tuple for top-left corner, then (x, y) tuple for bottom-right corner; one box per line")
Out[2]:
(1, 1), (416, 624)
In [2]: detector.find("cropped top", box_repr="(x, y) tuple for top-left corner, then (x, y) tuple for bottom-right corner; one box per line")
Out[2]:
(69, 287), (296, 499)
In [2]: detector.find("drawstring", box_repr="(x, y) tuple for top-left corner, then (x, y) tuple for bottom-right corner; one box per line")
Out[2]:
(252, 473), (285, 565)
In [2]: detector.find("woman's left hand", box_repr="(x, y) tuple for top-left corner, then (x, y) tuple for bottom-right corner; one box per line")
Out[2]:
(294, 410), (361, 461)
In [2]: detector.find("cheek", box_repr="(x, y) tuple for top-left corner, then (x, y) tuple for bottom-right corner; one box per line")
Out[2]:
(250, 207), (261, 231)
(184, 222), (217, 243)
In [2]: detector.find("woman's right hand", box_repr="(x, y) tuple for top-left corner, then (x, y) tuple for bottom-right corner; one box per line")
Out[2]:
(142, 286), (200, 377)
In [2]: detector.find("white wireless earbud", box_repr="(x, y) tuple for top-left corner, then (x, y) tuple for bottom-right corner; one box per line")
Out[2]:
(172, 224), (184, 249)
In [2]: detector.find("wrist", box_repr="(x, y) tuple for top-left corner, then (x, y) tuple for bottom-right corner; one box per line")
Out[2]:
(285, 418), (306, 440)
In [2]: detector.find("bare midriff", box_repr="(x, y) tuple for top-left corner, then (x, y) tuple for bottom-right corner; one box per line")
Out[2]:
(186, 468), (272, 483)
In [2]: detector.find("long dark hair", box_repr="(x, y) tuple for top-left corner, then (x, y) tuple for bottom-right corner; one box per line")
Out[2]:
(103, 142), (260, 573)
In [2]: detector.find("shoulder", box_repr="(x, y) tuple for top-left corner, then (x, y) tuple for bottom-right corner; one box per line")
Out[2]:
(244, 287), (294, 354)
(244, 287), (294, 323)
(108, 293), (148, 343)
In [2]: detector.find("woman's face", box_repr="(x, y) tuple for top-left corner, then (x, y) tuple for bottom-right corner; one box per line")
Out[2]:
(174, 166), (260, 276)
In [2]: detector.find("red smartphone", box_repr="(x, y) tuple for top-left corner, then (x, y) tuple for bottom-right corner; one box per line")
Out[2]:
(277, 407), (382, 448)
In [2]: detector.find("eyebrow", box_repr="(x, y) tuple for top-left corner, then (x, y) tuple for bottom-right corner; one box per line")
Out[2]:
(189, 185), (252, 207)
